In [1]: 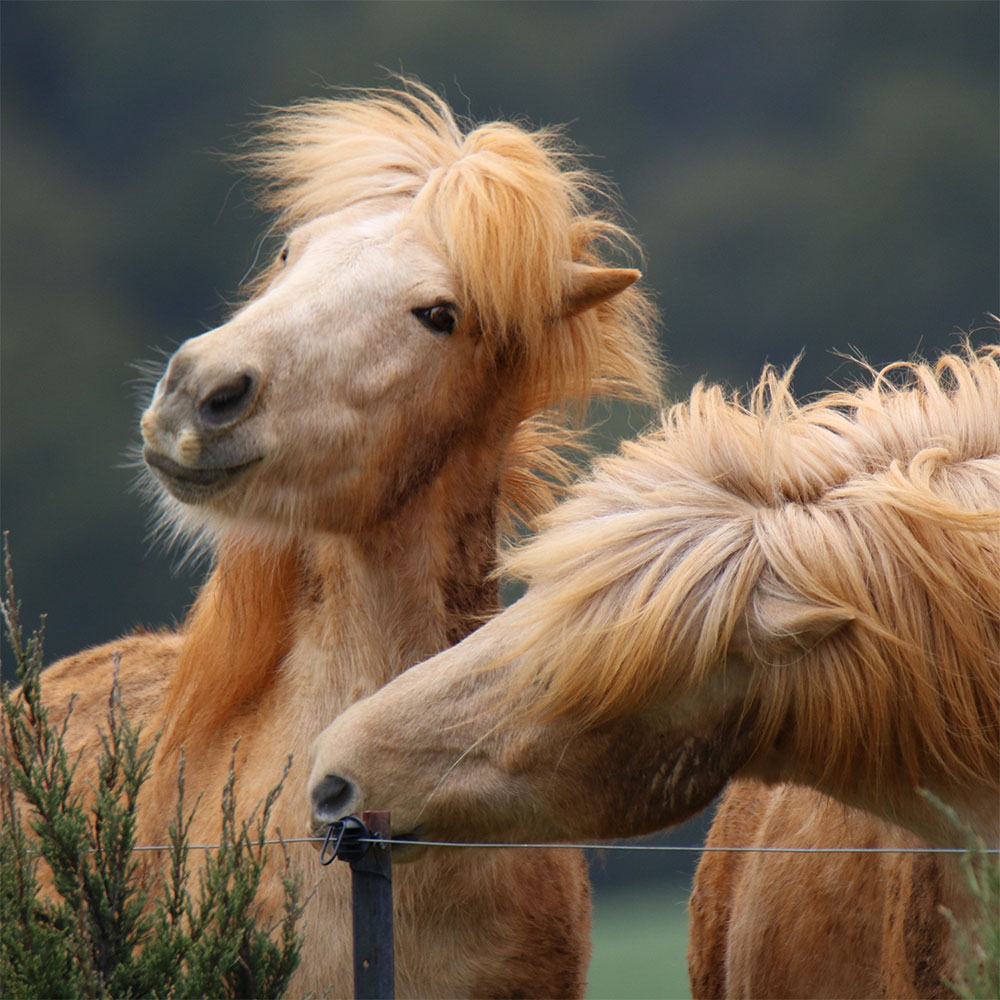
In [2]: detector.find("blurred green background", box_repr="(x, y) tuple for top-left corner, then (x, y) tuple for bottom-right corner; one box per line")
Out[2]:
(2, 3), (997, 996)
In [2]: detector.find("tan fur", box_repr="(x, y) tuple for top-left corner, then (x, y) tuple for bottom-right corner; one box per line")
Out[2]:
(32, 85), (663, 998)
(690, 782), (965, 999)
(306, 343), (998, 999)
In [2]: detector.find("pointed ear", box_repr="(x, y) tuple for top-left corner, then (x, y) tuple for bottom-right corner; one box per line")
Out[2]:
(731, 583), (854, 660)
(562, 264), (641, 318)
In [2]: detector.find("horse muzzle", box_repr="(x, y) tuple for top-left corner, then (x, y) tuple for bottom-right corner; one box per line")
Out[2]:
(142, 347), (265, 502)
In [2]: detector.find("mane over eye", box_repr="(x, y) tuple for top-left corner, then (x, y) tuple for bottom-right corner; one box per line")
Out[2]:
(413, 304), (457, 335)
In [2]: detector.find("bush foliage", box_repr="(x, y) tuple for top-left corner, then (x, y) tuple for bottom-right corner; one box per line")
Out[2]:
(920, 791), (1000, 1000)
(0, 541), (306, 999)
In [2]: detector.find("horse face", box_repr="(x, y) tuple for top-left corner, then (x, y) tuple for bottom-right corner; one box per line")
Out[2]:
(142, 202), (497, 538)
(305, 598), (759, 854)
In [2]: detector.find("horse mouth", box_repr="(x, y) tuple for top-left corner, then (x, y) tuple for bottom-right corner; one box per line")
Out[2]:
(307, 820), (427, 863)
(144, 447), (262, 503)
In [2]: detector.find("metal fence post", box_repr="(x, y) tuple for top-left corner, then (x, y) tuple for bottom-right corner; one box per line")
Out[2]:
(349, 810), (394, 1000)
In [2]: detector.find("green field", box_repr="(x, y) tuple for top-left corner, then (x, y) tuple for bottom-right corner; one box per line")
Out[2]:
(587, 885), (692, 1000)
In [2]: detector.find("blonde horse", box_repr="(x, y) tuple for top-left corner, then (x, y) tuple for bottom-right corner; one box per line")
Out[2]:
(309, 345), (999, 997)
(34, 84), (661, 998)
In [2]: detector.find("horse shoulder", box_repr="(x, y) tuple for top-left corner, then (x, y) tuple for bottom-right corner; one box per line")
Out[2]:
(691, 783), (890, 998)
(881, 850), (961, 999)
(11, 631), (179, 900)
(692, 782), (964, 999)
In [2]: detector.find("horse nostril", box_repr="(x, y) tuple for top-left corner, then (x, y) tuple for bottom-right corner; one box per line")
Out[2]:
(311, 774), (357, 822)
(198, 372), (258, 429)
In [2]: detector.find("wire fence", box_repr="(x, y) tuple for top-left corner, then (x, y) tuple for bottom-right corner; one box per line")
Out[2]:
(120, 833), (999, 856)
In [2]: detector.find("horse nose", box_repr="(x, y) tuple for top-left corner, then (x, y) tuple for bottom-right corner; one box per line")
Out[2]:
(151, 346), (262, 436)
(197, 371), (259, 430)
(311, 774), (358, 824)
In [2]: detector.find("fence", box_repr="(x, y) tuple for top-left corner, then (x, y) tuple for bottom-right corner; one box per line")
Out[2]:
(310, 812), (998, 1000)
(13, 809), (998, 1000)
(319, 812), (395, 1000)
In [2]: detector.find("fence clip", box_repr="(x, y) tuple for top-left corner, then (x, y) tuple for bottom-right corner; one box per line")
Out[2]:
(319, 816), (371, 866)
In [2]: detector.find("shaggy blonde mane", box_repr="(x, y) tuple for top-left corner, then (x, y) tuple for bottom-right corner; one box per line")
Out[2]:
(504, 344), (1000, 799)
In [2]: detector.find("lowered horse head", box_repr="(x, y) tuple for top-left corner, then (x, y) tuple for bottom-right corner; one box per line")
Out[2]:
(141, 84), (658, 550)
(309, 344), (1000, 853)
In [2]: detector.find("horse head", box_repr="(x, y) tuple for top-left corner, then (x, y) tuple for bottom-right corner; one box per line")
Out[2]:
(140, 86), (659, 549)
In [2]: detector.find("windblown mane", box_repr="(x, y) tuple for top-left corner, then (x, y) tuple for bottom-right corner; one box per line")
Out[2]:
(241, 81), (660, 523)
(504, 344), (1000, 797)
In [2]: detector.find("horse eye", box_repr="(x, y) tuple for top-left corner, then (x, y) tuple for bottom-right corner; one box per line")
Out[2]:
(413, 304), (457, 336)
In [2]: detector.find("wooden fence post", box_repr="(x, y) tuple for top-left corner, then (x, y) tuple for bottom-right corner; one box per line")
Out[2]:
(349, 810), (394, 1000)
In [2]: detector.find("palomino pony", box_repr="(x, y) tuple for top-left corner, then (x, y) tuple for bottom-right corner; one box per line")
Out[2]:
(34, 85), (661, 997)
(309, 345), (1000, 996)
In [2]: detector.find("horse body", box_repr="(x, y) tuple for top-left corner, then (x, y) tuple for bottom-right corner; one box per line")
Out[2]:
(689, 782), (965, 999)
(44, 537), (592, 996)
(35, 85), (660, 997)
(308, 345), (999, 996)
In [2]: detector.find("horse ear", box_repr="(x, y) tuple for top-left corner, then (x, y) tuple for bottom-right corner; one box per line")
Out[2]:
(562, 264), (641, 318)
(733, 585), (854, 659)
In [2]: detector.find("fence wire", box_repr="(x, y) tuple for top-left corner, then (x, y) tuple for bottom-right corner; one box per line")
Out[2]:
(120, 835), (998, 856)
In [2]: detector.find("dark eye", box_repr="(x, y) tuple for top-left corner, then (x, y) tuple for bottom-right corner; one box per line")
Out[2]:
(413, 304), (457, 336)
(279, 244), (289, 265)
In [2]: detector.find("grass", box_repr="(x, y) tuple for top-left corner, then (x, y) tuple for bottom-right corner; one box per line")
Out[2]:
(587, 884), (692, 1000)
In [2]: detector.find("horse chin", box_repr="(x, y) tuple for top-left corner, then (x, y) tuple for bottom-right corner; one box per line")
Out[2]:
(144, 447), (263, 504)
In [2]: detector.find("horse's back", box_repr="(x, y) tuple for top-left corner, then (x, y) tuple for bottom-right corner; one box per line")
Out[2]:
(689, 781), (958, 999)
(37, 630), (180, 763)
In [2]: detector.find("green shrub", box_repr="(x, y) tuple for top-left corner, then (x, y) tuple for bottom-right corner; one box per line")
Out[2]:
(920, 790), (1000, 1000)
(1, 541), (306, 999)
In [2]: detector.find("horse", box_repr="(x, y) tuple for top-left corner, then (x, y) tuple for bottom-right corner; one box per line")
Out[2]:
(31, 83), (662, 998)
(687, 783), (989, 999)
(308, 344), (1000, 997)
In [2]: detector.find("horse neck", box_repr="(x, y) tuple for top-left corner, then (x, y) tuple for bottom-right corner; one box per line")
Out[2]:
(156, 539), (304, 757)
(157, 432), (508, 760)
(291, 457), (505, 715)
(774, 754), (999, 849)
(915, 781), (999, 848)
